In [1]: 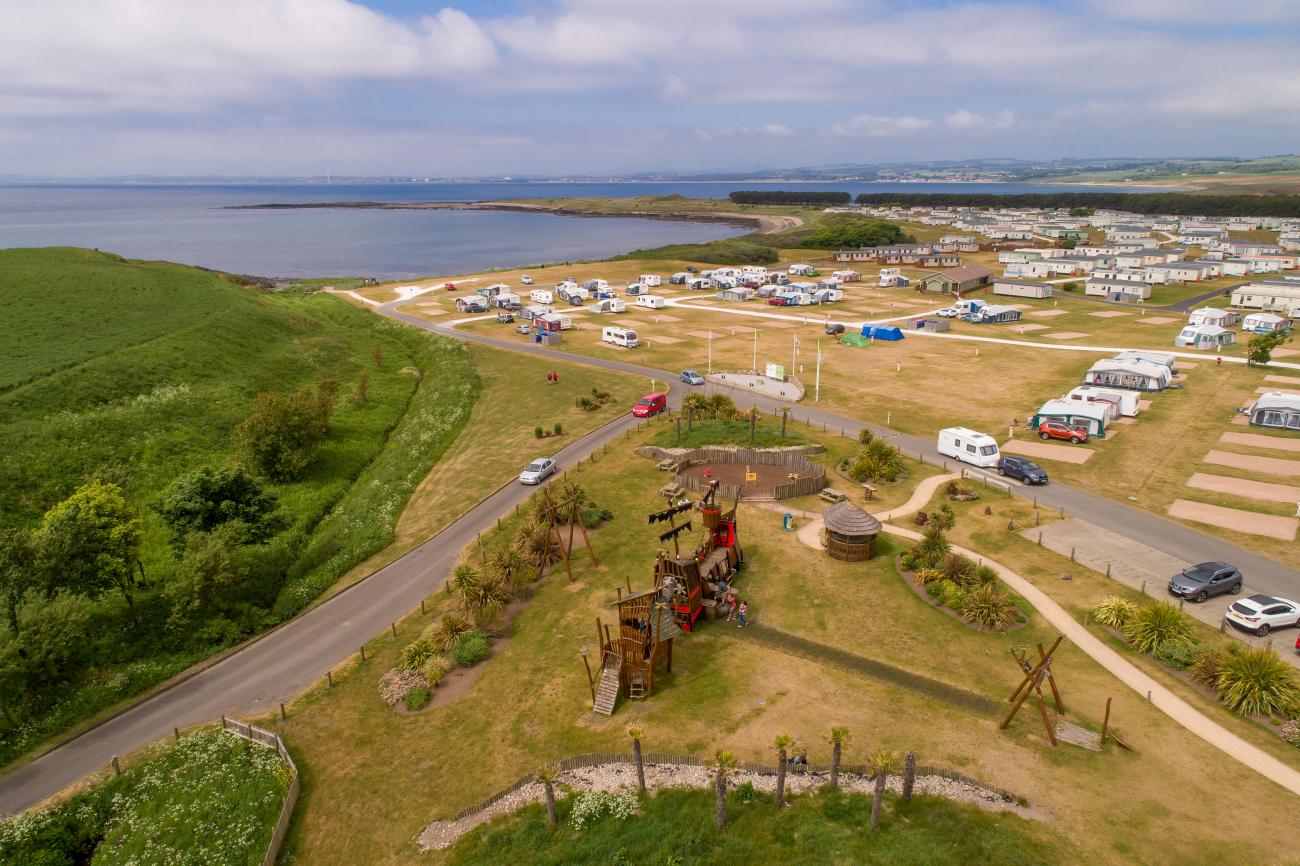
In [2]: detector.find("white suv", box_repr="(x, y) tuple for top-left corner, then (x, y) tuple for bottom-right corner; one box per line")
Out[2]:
(1225, 594), (1300, 637)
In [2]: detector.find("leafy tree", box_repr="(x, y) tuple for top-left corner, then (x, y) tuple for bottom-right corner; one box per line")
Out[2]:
(797, 216), (913, 250)
(163, 521), (252, 624)
(1247, 330), (1292, 367)
(0, 529), (38, 632)
(0, 592), (92, 727)
(729, 191), (851, 206)
(153, 466), (284, 549)
(36, 481), (144, 624)
(233, 383), (336, 481)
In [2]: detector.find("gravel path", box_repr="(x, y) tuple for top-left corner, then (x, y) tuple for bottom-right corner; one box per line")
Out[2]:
(416, 761), (1025, 851)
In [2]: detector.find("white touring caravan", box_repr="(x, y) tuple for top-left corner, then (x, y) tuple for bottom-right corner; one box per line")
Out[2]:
(636, 294), (667, 310)
(593, 298), (626, 314)
(937, 427), (1001, 468)
(638, 274), (662, 287)
(602, 326), (638, 348)
(529, 289), (554, 305)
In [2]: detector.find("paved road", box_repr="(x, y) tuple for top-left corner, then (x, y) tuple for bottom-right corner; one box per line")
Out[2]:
(6, 296), (1298, 815)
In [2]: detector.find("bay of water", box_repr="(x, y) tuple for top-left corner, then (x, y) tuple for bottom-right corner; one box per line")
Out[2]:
(0, 179), (1148, 279)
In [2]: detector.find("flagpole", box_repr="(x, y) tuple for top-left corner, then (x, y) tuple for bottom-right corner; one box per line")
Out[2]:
(708, 330), (713, 376)
(815, 339), (822, 403)
(752, 328), (758, 373)
(791, 334), (797, 379)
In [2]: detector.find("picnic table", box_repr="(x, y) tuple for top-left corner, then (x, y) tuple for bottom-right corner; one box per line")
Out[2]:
(819, 488), (848, 504)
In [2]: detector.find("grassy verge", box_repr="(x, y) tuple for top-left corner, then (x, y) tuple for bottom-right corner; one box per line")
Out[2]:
(649, 418), (811, 449)
(447, 787), (1057, 866)
(0, 728), (292, 865)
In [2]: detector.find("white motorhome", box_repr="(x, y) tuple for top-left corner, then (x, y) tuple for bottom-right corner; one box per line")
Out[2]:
(593, 298), (626, 314)
(638, 274), (662, 287)
(530, 289), (554, 305)
(937, 427), (1001, 468)
(602, 326), (638, 348)
(636, 294), (666, 309)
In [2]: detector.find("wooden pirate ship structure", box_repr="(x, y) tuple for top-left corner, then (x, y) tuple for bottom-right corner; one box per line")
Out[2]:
(586, 480), (745, 716)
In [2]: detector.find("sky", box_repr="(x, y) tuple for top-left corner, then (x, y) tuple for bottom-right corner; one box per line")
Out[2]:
(1, 0), (1299, 177)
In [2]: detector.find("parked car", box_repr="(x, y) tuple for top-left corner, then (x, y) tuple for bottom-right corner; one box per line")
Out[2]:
(767, 296), (790, 306)
(459, 300), (487, 313)
(1225, 594), (1300, 637)
(495, 311), (514, 323)
(515, 323), (530, 335)
(936, 307), (959, 318)
(680, 370), (705, 385)
(444, 282), (456, 290)
(1038, 420), (1089, 444)
(1168, 562), (1243, 603)
(519, 457), (557, 485)
(632, 392), (667, 418)
(825, 323), (845, 336)
(520, 275), (533, 284)
(686, 266), (699, 273)
(996, 455), (1048, 485)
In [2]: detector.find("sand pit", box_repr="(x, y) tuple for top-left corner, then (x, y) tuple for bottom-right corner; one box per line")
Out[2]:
(1219, 432), (1300, 453)
(1265, 375), (1300, 386)
(679, 460), (818, 499)
(1136, 316), (1178, 325)
(1168, 499), (1298, 540)
(1187, 473), (1300, 504)
(1089, 311), (1130, 318)
(1000, 439), (1094, 464)
(1044, 332), (1089, 340)
(1204, 449), (1300, 476)
(1009, 323), (1050, 333)
(1027, 309), (1068, 317)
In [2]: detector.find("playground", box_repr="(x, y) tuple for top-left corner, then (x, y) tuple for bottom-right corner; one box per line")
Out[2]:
(679, 460), (806, 499)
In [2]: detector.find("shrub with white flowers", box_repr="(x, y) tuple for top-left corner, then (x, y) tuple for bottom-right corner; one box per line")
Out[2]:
(568, 788), (639, 831)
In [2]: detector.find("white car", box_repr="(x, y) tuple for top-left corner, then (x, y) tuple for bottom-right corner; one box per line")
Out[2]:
(520, 274), (533, 285)
(519, 457), (557, 485)
(1225, 594), (1300, 637)
(936, 307), (959, 318)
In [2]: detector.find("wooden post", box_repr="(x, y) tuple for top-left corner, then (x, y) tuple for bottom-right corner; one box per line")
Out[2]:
(327, 670), (333, 687)
(781, 407), (788, 438)
(173, 727), (180, 742)
(1070, 547), (1075, 562)
(580, 651), (596, 702)
(391, 622), (397, 639)
(750, 410), (757, 444)
(112, 756), (121, 776)
(420, 599), (425, 614)
(1036, 688), (1058, 747)
(360, 645), (366, 662)
(675, 417), (681, 446)
(1100, 697), (1112, 746)
(1038, 642), (1064, 715)
(280, 702), (287, 720)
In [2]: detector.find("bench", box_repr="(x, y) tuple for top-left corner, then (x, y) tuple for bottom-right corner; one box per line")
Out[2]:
(819, 488), (848, 504)
(656, 459), (680, 472)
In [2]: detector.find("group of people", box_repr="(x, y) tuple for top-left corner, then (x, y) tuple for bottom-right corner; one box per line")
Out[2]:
(546, 371), (560, 384)
(724, 592), (748, 627)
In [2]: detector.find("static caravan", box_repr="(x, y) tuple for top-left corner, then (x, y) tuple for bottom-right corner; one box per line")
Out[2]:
(1065, 386), (1140, 417)
(636, 294), (667, 310)
(1187, 307), (1238, 328)
(1084, 360), (1169, 392)
(593, 298), (627, 314)
(1031, 399), (1109, 439)
(937, 427), (1001, 468)
(993, 279), (1052, 299)
(601, 326), (638, 349)
(1249, 392), (1300, 432)
(1175, 324), (1235, 349)
(1242, 312), (1290, 333)
(970, 304), (1022, 324)
(831, 269), (861, 282)
(530, 289), (555, 305)
(879, 267), (904, 287)
(638, 274), (662, 287)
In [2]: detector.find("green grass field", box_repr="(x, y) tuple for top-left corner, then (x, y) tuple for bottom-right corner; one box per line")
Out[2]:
(0, 727), (292, 865)
(0, 248), (479, 767)
(447, 787), (1058, 866)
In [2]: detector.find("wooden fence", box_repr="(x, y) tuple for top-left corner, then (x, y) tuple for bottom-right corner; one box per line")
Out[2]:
(221, 716), (300, 866)
(447, 750), (1022, 824)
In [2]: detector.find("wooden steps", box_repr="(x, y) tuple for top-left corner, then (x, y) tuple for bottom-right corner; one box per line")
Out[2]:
(593, 654), (622, 716)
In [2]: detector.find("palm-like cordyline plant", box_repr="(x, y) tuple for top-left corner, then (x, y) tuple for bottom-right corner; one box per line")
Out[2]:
(489, 547), (531, 592)
(536, 765), (559, 826)
(826, 726), (850, 790)
(772, 733), (792, 809)
(960, 583), (1019, 632)
(867, 748), (900, 830)
(709, 750), (738, 830)
(514, 519), (560, 572)
(1123, 602), (1194, 654)
(1215, 644), (1300, 719)
(912, 525), (950, 569)
(628, 726), (647, 795)
(424, 613), (472, 652)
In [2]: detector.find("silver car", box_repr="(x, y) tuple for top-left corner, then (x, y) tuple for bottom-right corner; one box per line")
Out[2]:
(519, 457), (556, 485)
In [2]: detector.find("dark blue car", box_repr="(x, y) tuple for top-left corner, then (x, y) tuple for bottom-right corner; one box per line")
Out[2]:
(996, 455), (1048, 485)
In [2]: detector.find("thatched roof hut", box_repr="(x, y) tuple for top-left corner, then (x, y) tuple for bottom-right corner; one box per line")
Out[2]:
(822, 502), (881, 562)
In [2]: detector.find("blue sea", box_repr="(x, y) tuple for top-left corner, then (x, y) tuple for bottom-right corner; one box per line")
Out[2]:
(0, 180), (1143, 279)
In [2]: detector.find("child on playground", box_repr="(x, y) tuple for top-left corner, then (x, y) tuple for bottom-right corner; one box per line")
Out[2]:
(737, 601), (748, 627)
(724, 592), (737, 621)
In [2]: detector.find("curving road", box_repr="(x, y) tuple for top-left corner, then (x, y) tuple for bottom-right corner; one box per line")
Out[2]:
(4, 295), (1297, 816)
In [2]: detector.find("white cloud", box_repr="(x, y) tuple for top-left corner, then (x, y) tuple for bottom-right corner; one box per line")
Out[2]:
(1086, 0), (1300, 22)
(945, 110), (1015, 130)
(830, 114), (932, 138)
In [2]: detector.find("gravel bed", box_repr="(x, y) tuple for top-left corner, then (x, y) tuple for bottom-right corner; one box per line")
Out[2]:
(416, 761), (1025, 851)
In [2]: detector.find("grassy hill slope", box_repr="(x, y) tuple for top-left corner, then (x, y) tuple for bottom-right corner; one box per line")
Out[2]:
(0, 248), (479, 765)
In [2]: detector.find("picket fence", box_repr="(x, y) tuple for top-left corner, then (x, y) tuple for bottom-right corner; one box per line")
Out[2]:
(220, 716), (300, 866)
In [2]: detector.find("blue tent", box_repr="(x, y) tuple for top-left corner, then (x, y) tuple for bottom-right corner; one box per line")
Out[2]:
(860, 324), (904, 341)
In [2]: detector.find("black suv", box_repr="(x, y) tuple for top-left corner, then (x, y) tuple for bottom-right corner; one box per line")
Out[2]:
(996, 455), (1048, 485)
(825, 323), (846, 336)
(1168, 562), (1243, 603)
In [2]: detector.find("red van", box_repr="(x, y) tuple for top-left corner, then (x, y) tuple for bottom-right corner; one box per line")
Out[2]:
(632, 392), (667, 418)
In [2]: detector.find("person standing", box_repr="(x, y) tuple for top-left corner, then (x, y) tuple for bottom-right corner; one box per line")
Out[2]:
(737, 601), (748, 628)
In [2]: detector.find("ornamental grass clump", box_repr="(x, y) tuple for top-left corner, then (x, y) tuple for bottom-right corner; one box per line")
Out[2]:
(1122, 601), (1194, 655)
(960, 583), (1020, 632)
(1091, 596), (1138, 630)
(404, 686), (431, 711)
(451, 629), (491, 667)
(425, 613), (473, 653)
(423, 654), (454, 687)
(1214, 645), (1300, 719)
(400, 638), (436, 671)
